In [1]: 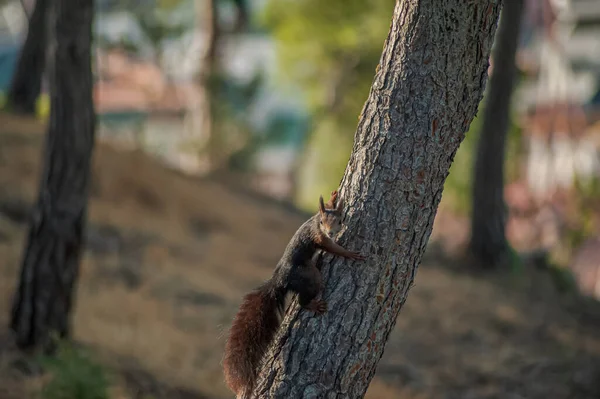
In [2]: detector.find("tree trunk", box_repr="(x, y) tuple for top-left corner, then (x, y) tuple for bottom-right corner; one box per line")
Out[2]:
(10, 0), (95, 351)
(7, 0), (49, 115)
(469, 0), (524, 267)
(190, 0), (218, 172)
(231, 0), (249, 32)
(252, 1), (502, 397)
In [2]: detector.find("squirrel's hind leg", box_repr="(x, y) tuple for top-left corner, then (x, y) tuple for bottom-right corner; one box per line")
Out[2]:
(290, 265), (327, 315)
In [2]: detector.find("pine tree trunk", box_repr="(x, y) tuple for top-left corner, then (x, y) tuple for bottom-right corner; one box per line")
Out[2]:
(7, 0), (50, 115)
(252, 1), (502, 397)
(470, 0), (524, 267)
(10, 0), (95, 351)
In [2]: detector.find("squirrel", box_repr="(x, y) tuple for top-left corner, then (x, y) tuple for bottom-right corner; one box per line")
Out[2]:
(222, 190), (366, 398)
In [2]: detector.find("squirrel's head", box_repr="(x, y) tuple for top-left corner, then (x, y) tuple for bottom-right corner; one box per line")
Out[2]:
(318, 194), (344, 238)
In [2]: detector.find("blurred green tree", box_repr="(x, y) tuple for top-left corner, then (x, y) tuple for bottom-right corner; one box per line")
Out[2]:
(262, 0), (395, 209)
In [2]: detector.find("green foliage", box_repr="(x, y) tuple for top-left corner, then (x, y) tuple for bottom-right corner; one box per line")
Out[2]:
(262, 0), (395, 210)
(504, 107), (524, 183)
(263, 0), (534, 214)
(36, 94), (50, 119)
(137, 7), (189, 50)
(263, 0), (394, 119)
(98, 0), (189, 56)
(38, 341), (110, 399)
(507, 245), (524, 275)
(263, 0), (526, 212)
(295, 116), (355, 209)
(0, 88), (48, 120)
(156, 0), (184, 10)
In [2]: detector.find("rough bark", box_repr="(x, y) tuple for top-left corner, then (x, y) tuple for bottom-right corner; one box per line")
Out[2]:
(7, 0), (49, 115)
(252, 1), (502, 397)
(470, 0), (524, 267)
(10, 0), (96, 350)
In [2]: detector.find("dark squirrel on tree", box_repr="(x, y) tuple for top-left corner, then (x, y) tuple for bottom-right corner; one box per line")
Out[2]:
(222, 190), (366, 398)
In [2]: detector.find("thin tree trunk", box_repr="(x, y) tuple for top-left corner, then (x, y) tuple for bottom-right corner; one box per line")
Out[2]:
(231, 0), (249, 32)
(7, 0), (49, 115)
(10, 0), (95, 351)
(252, 1), (502, 397)
(470, 0), (524, 267)
(191, 0), (218, 172)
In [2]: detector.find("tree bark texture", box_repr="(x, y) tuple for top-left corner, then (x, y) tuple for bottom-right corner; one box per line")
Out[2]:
(10, 0), (96, 350)
(7, 0), (49, 115)
(252, 1), (502, 397)
(470, 0), (524, 267)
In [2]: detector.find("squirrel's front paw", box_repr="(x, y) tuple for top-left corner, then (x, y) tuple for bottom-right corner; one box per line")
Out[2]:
(314, 300), (327, 315)
(305, 299), (328, 315)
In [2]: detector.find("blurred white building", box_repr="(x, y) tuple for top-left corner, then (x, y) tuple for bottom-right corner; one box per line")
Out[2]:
(515, 0), (600, 199)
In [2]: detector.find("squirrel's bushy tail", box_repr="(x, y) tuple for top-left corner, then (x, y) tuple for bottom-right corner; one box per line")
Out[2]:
(223, 279), (285, 398)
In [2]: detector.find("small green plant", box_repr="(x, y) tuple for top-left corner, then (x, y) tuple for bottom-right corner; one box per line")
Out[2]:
(36, 94), (50, 120)
(544, 258), (578, 294)
(507, 245), (524, 275)
(38, 340), (110, 399)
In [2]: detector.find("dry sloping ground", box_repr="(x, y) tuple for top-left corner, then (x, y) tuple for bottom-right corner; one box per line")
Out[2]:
(0, 114), (599, 399)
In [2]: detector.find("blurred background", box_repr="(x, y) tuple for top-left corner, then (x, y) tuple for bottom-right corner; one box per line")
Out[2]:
(0, 0), (599, 398)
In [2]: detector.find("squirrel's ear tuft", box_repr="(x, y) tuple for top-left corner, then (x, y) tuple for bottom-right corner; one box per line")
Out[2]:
(336, 193), (345, 213)
(319, 195), (326, 214)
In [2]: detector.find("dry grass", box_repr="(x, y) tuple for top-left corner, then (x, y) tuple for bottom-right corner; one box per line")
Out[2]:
(0, 113), (306, 398)
(0, 113), (599, 399)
